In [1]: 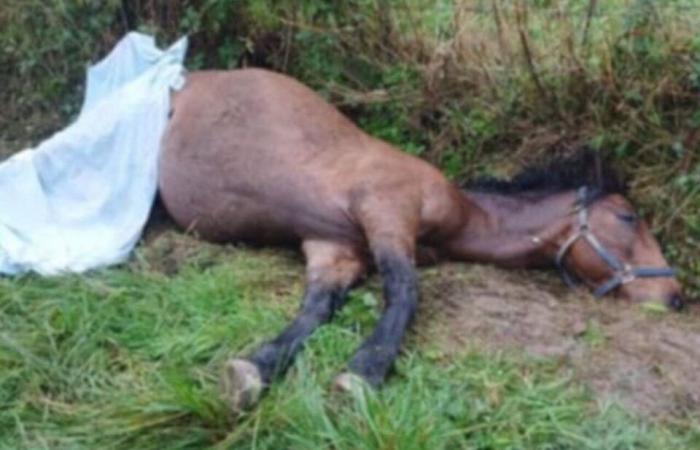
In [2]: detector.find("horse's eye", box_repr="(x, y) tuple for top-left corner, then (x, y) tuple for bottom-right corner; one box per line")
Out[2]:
(617, 213), (637, 224)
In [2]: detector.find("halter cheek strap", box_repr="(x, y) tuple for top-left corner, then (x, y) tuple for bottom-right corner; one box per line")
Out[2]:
(554, 187), (675, 298)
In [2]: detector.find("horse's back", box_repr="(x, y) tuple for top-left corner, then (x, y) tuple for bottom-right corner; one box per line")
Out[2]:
(159, 69), (455, 246)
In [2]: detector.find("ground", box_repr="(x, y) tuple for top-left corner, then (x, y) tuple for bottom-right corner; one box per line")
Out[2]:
(1, 223), (700, 449)
(418, 263), (700, 420)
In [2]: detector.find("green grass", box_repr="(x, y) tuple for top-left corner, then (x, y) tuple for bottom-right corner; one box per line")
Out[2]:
(1, 243), (698, 449)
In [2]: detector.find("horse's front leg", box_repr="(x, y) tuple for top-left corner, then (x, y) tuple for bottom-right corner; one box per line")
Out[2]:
(335, 205), (419, 390)
(221, 239), (366, 412)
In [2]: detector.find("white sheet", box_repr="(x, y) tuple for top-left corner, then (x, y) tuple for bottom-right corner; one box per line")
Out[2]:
(0, 32), (187, 275)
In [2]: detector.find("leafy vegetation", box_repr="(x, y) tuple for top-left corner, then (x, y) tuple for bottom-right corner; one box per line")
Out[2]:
(2, 1), (700, 448)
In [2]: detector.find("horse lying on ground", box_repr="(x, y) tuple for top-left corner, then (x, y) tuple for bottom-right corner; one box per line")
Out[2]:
(158, 69), (682, 411)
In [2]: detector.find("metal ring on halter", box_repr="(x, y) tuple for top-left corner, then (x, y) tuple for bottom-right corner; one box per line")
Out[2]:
(555, 187), (676, 298)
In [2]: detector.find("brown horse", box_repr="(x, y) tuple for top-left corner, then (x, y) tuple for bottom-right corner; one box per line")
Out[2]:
(158, 69), (682, 411)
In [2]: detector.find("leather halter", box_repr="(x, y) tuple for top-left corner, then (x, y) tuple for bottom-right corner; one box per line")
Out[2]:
(555, 187), (676, 297)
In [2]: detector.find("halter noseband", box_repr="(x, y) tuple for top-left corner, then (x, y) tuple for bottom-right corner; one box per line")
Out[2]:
(555, 187), (675, 297)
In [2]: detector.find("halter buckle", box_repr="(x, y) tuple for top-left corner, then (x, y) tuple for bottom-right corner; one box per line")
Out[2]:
(619, 267), (636, 285)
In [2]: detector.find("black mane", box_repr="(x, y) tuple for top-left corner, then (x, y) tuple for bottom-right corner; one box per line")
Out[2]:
(463, 150), (627, 202)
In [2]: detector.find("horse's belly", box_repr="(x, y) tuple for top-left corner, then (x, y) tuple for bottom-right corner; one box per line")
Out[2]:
(174, 194), (300, 245)
(159, 154), (357, 245)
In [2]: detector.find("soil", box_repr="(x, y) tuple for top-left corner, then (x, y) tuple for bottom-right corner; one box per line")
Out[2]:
(418, 263), (700, 422)
(140, 218), (700, 422)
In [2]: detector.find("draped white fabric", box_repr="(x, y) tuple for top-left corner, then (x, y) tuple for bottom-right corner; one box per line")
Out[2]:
(0, 32), (187, 275)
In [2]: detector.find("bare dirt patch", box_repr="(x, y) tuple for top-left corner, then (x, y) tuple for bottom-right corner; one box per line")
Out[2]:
(417, 263), (700, 422)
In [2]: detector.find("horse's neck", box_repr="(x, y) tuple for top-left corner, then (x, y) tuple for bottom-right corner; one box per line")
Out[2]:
(445, 190), (577, 268)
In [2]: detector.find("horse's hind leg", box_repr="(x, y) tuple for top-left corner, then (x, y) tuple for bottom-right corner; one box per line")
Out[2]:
(221, 239), (366, 412)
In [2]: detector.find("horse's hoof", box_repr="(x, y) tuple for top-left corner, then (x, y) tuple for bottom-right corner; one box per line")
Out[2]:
(333, 372), (370, 394)
(220, 358), (264, 413)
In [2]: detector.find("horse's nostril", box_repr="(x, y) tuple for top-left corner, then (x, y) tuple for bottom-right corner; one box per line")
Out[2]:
(668, 294), (685, 311)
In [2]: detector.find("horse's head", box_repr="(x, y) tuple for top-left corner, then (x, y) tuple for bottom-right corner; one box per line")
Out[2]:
(554, 187), (682, 309)
(460, 150), (683, 309)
